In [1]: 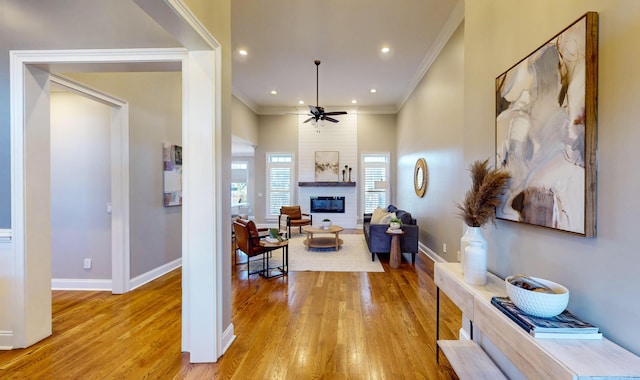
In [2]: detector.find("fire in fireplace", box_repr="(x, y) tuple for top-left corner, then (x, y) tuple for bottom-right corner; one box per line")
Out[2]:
(310, 196), (345, 213)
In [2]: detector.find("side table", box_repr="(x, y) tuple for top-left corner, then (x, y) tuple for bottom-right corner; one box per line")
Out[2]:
(386, 229), (404, 268)
(258, 239), (289, 278)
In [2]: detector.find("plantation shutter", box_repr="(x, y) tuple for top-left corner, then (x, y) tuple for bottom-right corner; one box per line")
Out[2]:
(362, 154), (389, 214)
(267, 153), (294, 218)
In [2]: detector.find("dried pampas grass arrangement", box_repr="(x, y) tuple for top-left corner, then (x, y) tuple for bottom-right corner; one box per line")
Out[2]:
(457, 159), (511, 227)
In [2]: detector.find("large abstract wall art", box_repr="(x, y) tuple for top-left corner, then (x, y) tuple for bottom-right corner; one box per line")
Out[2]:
(495, 12), (598, 237)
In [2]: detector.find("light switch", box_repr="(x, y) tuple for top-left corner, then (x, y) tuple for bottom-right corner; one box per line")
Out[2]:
(106, 202), (112, 214)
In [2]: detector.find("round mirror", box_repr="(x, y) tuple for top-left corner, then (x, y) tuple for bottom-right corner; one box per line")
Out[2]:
(414, 158), (428, 197)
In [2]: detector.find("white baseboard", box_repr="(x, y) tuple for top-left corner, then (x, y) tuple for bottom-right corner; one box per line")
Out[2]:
(0, 330), (14, 350)
(52, 278), (112, 291)
(420, 242), (447, 263)
(220, 323), (236, 357)
(51, 258), (182, 292)
(130, 258), (182, 291)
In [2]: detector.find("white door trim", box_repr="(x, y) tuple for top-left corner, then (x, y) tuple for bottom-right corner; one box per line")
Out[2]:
(9, 47), (227, 361)
(50, 74), (130, 294)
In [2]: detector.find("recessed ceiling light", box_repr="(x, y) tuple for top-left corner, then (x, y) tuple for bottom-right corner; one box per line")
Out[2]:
(298, 100), (304, 105)
(381, 47), (390, 53)
(270, 90), (278, 95)
(351, 99), (358, 104)
(238, 49), (248, 56)
(370, 88), (377, 93)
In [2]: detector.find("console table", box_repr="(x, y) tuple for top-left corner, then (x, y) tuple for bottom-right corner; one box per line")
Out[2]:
(435, 262), (640, 379)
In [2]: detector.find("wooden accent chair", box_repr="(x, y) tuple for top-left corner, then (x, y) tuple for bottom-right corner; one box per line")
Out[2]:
(233, 218), (277, 276)
(279, 206), (312, 237)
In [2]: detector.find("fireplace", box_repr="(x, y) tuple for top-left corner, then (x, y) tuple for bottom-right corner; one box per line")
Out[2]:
(310, 196), (345, 213)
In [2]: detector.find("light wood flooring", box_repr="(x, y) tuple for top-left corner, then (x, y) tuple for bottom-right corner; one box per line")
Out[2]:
(0, 231), (462, 379)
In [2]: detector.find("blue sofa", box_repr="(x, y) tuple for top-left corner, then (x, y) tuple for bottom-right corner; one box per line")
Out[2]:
(363, 205), (419, 263)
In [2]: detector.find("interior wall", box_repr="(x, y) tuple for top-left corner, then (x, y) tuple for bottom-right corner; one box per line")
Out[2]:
(465, 0), (640, 355)
(254, 114), (299, 223)
(50, 91), (112, 279)
(396, 22), (465, 262)
(64, 72), (182, 278)
(232, 96), (259, 145)
(357, 113), (396, 216)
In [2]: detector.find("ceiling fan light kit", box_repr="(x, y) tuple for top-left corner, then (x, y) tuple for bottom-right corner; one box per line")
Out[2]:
(303, 59), (348, 127)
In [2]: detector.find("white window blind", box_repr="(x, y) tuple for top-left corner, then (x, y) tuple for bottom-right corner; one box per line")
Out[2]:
(362, 154), (390, 213)
(267, 153), (294, 218)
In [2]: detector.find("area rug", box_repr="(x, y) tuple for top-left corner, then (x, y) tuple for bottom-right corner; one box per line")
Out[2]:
(245, 234), (384, 273)
(285, 234), (384, 272)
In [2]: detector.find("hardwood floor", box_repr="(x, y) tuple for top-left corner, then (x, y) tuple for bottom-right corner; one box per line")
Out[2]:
(0, 232), (461, 379)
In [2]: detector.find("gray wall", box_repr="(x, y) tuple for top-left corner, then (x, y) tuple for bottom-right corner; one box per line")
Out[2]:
(231, 96), (259, 145)
(66, 72), (183, 278)
(397, 22), (465, 263)
(395, 0), (640, 356)
(50, 91), (112, 279)
(357, 113), (397, 212)
(463, 0), (640, 355)
(254, 115), (298, 223)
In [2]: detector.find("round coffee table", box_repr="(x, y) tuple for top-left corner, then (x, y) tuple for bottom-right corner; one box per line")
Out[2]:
(302, 225), (344, 251)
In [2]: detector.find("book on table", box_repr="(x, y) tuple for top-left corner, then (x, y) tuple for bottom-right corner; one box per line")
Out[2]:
(491, 296), (602, 339)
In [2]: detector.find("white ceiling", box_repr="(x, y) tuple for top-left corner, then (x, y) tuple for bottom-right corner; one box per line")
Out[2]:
(1, 0), (463, 154)
(231, 0), (463, 114)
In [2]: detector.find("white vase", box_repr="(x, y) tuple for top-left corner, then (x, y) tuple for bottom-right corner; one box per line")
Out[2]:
(460, 226), (487, 274)
(464, 240), (487, 285)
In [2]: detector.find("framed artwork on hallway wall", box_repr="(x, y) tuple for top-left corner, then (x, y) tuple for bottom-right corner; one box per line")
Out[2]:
(315, 151), (339, 182)
(163, 143), (182, 207)
(495, 12), (598, 237)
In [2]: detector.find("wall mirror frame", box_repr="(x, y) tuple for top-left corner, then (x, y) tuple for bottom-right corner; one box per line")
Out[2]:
(414, 158), (427, 197)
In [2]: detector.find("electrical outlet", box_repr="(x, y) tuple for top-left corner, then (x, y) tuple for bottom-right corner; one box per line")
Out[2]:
(442, 243), (447, 253)
(83, 258), (92, 269)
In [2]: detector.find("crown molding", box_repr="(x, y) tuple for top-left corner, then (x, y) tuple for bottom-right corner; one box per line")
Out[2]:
(397, 0), (464, 111)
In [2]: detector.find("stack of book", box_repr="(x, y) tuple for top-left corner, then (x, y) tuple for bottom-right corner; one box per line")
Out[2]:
(491, 296), (602, 339)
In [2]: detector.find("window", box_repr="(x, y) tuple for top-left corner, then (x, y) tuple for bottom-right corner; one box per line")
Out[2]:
(231, 161), (248, 205)
(362, 153), (390, 214)
(266, 153), (294, 218)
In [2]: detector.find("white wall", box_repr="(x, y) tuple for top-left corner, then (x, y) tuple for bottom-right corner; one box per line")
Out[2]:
(50, 91), (112, 279)
(298, 113), (358, 228)
(464, 0), (640, 355)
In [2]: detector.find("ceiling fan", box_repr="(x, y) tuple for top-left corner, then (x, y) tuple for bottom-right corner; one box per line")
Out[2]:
(303, 60), (347, 124)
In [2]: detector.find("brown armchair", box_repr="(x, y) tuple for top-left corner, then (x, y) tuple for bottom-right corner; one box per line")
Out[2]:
(279, 206), (312, 237)
(233, 218), (278, 277)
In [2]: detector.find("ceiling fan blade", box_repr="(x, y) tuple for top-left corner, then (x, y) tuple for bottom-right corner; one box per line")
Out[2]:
(323, 116), (339, 123)
(303, 117), (314, 123)
(324, 111), (348, 116)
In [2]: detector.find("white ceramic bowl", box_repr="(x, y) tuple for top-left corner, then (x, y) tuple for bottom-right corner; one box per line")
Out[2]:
(505, 276), (569, 318)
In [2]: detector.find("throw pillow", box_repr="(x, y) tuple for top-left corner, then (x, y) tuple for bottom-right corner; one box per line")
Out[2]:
(387, 204), (398, 212)
(371, 206), (386, 224)
(395, 210), (413, 225)
(379, 212), (397, 225)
